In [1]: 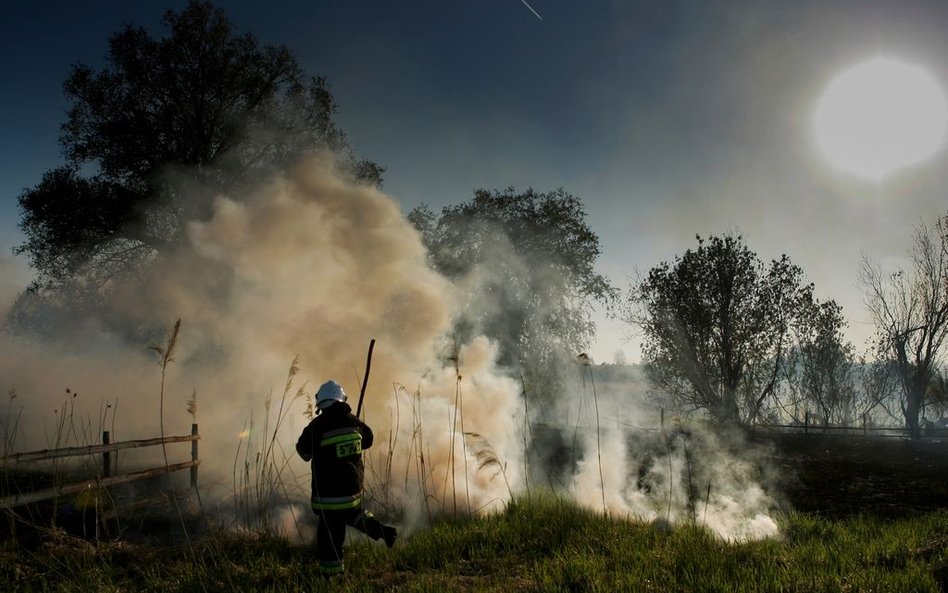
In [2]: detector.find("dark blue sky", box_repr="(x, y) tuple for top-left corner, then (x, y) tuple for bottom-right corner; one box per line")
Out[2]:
(5, 0), (948, 359)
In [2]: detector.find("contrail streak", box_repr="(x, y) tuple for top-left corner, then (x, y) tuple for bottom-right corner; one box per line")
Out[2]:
(520, 0), (543, 20)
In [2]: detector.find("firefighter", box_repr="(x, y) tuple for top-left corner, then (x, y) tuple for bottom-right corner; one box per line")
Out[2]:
(296, 379), (397, 576)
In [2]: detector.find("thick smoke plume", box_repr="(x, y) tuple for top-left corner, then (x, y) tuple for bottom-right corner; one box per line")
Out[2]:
(1, 154), (777, 541)
(0, 154), (521, 521)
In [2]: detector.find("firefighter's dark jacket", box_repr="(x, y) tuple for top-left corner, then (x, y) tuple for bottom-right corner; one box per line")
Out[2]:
(296, 402), (374, 510)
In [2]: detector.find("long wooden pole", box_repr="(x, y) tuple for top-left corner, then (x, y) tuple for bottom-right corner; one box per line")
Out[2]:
(356, 339), (376, 419)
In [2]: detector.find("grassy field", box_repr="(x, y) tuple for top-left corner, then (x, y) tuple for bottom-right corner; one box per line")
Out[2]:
(3, 495), (947, 592)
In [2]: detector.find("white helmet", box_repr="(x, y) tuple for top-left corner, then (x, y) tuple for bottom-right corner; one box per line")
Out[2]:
(315, 380), (347, 409)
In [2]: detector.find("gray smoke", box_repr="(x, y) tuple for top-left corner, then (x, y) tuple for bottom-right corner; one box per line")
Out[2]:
(542, 365), (779, 541)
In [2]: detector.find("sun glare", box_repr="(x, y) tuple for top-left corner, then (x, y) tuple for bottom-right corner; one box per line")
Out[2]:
(813, 56), (948, 182)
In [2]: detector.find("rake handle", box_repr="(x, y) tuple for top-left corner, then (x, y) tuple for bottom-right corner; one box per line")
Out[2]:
(356, 339), (376, 418)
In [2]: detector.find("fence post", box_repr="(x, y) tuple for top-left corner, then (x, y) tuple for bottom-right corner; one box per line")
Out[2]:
(102, 431), (111, 478)
(190, 423), (198, 489)
(863, 414), (867, 438)
(804, 411), (809, 436)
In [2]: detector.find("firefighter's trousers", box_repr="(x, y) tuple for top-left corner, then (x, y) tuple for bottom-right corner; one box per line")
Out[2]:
(315, 505), (386, 575)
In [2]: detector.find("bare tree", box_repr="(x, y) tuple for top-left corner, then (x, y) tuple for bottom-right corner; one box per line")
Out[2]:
(859, 216), (948, 436)
(795, 300), (858, 426)
(855, 354), (902, 426)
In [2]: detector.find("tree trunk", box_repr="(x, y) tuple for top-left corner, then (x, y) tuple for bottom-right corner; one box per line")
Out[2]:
(716, 389), (741, 425)
(906, 383), (924, 438)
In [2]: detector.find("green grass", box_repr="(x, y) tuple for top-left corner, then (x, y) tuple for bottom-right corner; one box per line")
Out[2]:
(3, 495), (947, 592)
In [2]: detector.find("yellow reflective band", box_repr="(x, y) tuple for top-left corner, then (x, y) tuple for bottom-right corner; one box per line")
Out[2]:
(320, 432), (361, 447)
(312, 497), (362, 511)
(319, 561), (344, 574)
(353, 509), (374, 528)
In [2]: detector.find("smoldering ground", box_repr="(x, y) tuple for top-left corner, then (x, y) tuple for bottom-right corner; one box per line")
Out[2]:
(1, 154), (778, 542)
(527, 365), (779, 541)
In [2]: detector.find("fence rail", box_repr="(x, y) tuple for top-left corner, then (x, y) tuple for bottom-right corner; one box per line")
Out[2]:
(753, 423), (948, 438)
(0, 434), (197, 465)
(535, 419), (948, 440)
(0, 424), (199, 509)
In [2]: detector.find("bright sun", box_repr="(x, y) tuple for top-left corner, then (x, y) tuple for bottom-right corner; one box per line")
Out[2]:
(813, 56), (948, 182)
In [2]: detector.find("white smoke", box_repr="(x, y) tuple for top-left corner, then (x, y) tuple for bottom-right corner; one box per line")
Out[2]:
(362, 336), (523, 531)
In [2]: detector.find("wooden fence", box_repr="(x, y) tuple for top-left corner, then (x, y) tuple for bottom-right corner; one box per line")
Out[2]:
(573, 413), (948, 441)
(0, 424), (200, 509)
(753, 412), (948, 439)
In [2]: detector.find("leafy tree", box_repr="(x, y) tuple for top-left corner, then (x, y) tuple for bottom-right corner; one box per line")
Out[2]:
(859, 215), (948, 436)
(408, 188), (614, 399)
(630, 234), (820, 425)
(15, 1), (381, 299)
